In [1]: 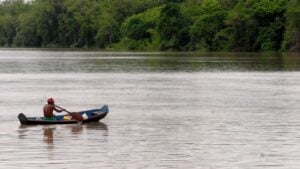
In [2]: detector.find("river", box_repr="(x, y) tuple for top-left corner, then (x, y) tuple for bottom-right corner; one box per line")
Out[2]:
(0, 49), (299, 169)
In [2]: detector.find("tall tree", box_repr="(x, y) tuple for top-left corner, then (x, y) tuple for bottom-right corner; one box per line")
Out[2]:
(190, 0), (227, 51)
(157, 2), (190, 50)
(282, 0), (300, 51)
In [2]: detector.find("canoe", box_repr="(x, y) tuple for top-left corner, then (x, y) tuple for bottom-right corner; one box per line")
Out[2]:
(18, 105), (109, 125)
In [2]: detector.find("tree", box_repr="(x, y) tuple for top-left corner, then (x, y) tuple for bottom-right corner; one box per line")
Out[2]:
(0, 0), (29, 46)
(0, 0), (298, 51)
(14, 11), (41, 46)
(252, 0), (287, 51)
(190, 0), (227, 51)
(121, 17), (151, 41)
(282, 0), (300, 51)
(255, 17), (285, 51)
(95, 12), (119, 48)
(157, 3), (190, 50)
(223, 2), (259, 51)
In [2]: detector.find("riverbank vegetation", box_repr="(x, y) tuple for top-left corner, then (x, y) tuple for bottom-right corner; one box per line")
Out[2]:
(0, 0), (299, 52)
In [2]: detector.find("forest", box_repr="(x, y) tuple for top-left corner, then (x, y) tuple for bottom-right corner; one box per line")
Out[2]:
(0, 0), (299, 52)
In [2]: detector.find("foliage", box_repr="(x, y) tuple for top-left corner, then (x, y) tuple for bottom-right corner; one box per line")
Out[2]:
(157, 3), (190, 50)
(222, 0), (287, 51)
(189, 0), (227, 51)
(282, 0), (300, 51)
(0, 0), (299, 51)
(120, 7), (161, 50)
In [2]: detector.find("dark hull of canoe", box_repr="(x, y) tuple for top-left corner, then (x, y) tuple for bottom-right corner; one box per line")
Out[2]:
(18, 105), (109, 125)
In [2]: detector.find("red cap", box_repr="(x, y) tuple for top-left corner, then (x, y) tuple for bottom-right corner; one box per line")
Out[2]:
(47, 98), (54, 104)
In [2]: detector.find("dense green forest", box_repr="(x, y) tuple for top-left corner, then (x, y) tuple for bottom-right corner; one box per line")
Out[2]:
(0, 0), (299, 51)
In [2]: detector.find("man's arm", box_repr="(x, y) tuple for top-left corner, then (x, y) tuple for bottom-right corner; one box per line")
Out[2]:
(54, 106), (65, 113)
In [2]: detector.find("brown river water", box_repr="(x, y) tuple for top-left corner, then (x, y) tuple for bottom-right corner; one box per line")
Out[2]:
(0, 49), (300, 168)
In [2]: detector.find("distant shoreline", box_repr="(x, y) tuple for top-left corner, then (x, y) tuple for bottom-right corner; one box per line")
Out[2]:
(0, 47), (299, 55)
(1, 0), (299, 52)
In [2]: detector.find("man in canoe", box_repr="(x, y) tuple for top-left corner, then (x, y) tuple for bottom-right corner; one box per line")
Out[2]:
(43, 98), (65, 120)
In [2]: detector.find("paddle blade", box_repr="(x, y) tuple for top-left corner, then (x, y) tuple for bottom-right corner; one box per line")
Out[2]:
(69, 112), (84, 121)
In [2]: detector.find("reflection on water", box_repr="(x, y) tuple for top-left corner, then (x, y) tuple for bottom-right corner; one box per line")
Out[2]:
(0, 50), (299, 73)
(13, 122), (109, 168)
(19, 122), (108, 145)
(43, 126), (55, 145)
(0, 50), (300, 169)
(86, 122), (108, 130)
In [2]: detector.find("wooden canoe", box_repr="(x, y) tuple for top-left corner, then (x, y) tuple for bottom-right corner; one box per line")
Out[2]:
(18, 105), (109, 125)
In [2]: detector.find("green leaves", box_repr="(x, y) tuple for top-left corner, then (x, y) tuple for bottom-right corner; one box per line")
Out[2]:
(190, 0), (227, 51)
(0, 0), (299, 51)
(222, 0), (288, 51)
(256, 17), (285, 51)
(282, 0), (300, 51)
(157, 3), (190, 50)
(119, 7), (160, 50)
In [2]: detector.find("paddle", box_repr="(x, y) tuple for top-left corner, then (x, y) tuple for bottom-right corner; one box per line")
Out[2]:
(55, 105), (84, 121)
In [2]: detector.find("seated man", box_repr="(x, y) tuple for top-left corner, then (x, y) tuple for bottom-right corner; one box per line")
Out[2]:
(43, 98), (65, 120)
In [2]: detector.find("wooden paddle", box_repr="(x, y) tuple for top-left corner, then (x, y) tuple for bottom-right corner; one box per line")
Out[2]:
(55, 105), (84, 121)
